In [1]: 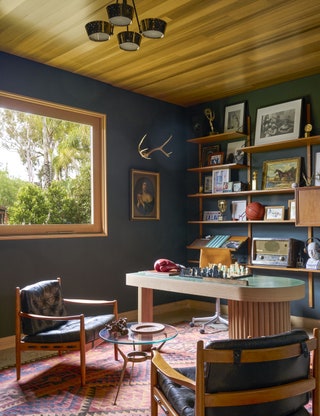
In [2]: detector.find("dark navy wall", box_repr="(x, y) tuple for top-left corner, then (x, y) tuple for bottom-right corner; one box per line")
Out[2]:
(1, 51), (319, 337)
(187, 73), (320, 320)
(0, 52), (190, 337)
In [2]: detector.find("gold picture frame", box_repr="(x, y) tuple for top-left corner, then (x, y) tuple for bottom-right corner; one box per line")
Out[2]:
(264, 206), (285, 221)
(131, 169), (160, 220)
(262, 157), (301, 190)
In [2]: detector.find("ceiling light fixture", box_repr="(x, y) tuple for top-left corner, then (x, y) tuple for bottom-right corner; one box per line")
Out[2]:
(85, 0), (167, 51)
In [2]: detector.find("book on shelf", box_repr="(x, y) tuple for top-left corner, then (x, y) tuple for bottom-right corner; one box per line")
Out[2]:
(206, 235), (231, 248)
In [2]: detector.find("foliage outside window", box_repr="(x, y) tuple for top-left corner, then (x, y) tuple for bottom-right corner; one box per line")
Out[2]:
(0, 91), (107, 239)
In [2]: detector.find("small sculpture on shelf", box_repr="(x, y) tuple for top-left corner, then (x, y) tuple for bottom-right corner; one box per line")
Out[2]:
(204, 108), (216, 135)
(105, 318), (128, 337)
(218, 200), (227, 221)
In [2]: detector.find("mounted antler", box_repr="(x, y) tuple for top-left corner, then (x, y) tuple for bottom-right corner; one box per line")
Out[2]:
(138, 134), (173, 159)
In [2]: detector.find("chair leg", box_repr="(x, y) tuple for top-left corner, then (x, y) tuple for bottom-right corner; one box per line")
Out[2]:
(16, 344), (21, 380)
(190, 298), (228, 333)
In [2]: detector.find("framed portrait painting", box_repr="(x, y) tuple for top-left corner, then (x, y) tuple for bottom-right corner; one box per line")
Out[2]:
(255, 98), (302, 145)
(131, 169), (160, 220)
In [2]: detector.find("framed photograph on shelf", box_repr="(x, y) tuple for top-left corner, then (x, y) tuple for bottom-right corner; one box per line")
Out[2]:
(223, 181), (233, 192)
(131, 169), (160, 220)
(264, 206), (285, 221)
(224, 102), (245, 133)
(231, 200), (247, 221)
(288, 199), (296, 220)
(212, 169), (230, 193)
(204, 175), (212, 193)
(209, 152), (224, 165)
(262, 157), (301, 190)
(203, 211), (220, 221)
(201, 145), (220, 166)
(315, 152), (320, 186)
(226, 140), (246, 164)
(255, 98), (302, 145)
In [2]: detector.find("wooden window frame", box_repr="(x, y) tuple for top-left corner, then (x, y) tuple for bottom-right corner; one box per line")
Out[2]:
(0, 91), (107, 240)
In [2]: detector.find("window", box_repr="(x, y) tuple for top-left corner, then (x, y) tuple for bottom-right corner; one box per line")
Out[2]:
(0, 91), (107, 239)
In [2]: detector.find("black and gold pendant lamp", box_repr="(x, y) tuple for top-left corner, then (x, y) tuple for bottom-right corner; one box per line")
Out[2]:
(85, 0), (167, 51)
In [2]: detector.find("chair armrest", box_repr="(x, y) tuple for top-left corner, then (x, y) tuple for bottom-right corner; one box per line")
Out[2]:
(63, 298), (117, 306)
(20, 311), (83, 321)
(63, 298), (118, 317)
(152, 350), (196, 390)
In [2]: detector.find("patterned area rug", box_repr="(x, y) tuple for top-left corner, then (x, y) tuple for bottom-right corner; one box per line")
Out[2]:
(0, 322), (228, 415)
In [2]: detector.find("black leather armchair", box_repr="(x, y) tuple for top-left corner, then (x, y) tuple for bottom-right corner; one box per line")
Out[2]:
(16, 277), (118, 386)
(151, 328), (320, 416)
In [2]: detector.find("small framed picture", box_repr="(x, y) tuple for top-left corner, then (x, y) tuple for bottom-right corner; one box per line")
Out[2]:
(231, 200), (247, 221)
(224, 102), (245, 133)
(212, 169), (230, 193)
(233, 181), (242, 192)
(203, 211), (220, 221)
(204, 175), (213, 193)
(201, 145), (220, 167)
(226, 140), (246, 164)
(288, 199), (296, 220)
(315, 152), (320, 186)
(264, 206), (285, 221)
(223, 181), (233, 192)
(209, 152), (224, 165)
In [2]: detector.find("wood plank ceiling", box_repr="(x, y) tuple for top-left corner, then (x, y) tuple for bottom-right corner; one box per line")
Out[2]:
(1, 0), (320, 107)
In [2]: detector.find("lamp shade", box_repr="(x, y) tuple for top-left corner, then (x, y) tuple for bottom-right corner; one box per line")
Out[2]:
(85, 21), (113, 41)
(117, 31), (141, 51)
(141, 18), (167, 38)
(107, 3), (133, 26)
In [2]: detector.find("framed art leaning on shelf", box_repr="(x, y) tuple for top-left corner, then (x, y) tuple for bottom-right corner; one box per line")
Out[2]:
(255, 98), (302, 145)
(262, 157), (301, 190)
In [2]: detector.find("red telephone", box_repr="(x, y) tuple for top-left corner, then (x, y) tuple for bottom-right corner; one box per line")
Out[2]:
(154, 258), (181, 273)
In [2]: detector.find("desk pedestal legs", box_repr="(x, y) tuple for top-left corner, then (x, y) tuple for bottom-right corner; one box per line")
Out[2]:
(228, 300), (291, 339)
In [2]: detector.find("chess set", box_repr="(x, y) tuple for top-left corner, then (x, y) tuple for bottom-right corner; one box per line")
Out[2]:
(179, 261), (250, 281)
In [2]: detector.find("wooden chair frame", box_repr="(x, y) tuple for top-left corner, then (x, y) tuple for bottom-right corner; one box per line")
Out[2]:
(151, 328), (320, 416)
(16, 277), (118, 386)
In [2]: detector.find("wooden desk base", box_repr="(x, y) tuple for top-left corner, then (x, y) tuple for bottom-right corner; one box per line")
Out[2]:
(228, 300), (290, 338)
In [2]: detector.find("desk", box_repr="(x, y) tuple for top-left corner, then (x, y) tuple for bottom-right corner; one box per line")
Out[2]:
(99, 322), (177, 404)
(126, 273), (305, 339)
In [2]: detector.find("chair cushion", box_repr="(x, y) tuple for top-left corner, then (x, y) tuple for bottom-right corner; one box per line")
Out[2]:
(21, 280), (67, 335)
(23, 314), (115, 343)
(157, 330), (311, 416)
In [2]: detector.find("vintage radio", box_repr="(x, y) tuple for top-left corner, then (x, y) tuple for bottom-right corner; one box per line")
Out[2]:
(251, 238), (300, 267)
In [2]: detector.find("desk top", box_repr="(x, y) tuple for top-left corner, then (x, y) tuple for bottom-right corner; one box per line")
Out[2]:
(126, 272), (305, 303)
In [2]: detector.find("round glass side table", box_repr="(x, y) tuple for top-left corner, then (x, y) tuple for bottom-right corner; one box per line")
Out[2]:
(99, 322), (178, 404)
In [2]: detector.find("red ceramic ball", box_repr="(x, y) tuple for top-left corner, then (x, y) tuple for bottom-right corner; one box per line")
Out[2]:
(246, 202), (265, 220)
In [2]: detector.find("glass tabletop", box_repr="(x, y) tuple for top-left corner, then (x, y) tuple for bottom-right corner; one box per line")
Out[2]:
(99, 322), (178, 345)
